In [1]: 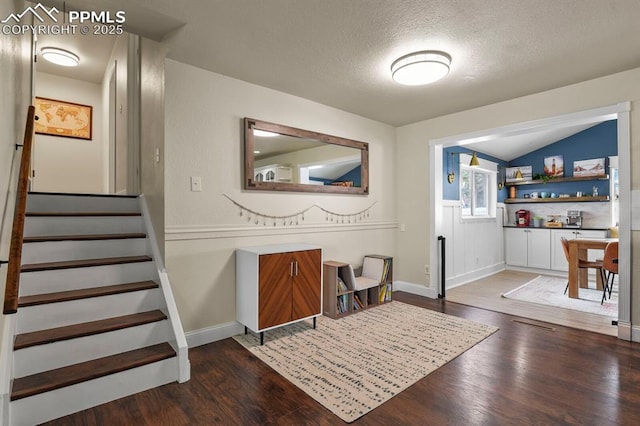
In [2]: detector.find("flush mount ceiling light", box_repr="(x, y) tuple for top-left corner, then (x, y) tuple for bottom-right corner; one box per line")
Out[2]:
(41, 47), (79, 67)
(391, 50), (451, 85)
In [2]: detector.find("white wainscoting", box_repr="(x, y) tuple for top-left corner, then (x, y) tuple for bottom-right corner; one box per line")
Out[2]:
(441, 201), (505, 289)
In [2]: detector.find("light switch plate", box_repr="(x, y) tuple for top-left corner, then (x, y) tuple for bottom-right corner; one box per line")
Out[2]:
(190, 176), (202, 192)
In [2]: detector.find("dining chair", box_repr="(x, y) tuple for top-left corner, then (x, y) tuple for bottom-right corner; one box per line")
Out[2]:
(560, 237), (604, 295)
(600, 241), (618, 304)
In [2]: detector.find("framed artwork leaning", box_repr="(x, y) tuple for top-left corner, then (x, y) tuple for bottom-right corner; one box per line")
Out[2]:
(573, 158), (605, 177)
(505, 166), (532, 182)
(34, 97), (92, 140)
(543, 155), (563, 177)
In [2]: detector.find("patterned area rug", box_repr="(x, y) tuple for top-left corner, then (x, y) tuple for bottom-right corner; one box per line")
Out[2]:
(502, 275), (617, 317)
(233, 301), (498, 423)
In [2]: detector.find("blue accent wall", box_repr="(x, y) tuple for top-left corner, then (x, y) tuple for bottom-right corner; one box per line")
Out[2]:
(336, 165), (361, 187)
(310, 165), (362, 187)
(442, 120), (617, 203)
(443, 147), (509, 202)
(508, 120), (617, 198)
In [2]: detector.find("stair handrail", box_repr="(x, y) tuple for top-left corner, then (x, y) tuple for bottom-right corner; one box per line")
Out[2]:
(3, 106), (35, 314)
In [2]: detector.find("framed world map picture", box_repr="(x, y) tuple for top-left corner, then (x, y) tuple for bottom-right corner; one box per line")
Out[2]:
(34, 97), (92, 140)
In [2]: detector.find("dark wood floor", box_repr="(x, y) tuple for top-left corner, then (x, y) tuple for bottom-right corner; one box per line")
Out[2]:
(43, 292), (640, 425)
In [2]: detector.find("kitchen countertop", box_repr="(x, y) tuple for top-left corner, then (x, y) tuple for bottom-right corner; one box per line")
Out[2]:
(503, 225), (609, 231)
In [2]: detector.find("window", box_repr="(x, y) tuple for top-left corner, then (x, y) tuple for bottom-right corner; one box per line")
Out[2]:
(460, 164), (496, 218)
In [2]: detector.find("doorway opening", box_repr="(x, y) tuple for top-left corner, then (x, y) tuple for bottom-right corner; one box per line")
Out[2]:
(31, 28), (140, 195)
(428, 103), (631, 338)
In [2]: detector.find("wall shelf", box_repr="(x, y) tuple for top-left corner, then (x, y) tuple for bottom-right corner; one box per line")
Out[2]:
(505, 174), (609, 186)
(505, 195), (610, 204)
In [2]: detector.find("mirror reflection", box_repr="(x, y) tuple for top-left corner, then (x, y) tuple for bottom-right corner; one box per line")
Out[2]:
(244, 118), (369, 194)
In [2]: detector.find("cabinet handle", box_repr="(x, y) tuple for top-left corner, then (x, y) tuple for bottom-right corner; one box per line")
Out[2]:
(295, 261), (299, 276)
(290, 261), (294, 277)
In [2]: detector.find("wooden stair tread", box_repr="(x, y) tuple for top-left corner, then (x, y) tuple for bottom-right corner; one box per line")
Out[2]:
(26, 212), (141, 217)
(14, 310), (168, 350)
(21, 255), (152, 272)
(23, 233), (146, 243)
(11, 343), (175, 401)
(18, 281), (159, 307)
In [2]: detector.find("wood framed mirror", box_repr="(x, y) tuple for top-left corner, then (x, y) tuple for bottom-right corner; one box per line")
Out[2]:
(244, 118), (369, 194)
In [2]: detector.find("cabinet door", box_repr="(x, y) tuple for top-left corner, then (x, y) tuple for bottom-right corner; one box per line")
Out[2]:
(291, 249), (322, 320)
(527, 229), (551, 269)
(504, 228), (528, 267)
(258, 253), (293, 329)
(550, 230), (576, 271)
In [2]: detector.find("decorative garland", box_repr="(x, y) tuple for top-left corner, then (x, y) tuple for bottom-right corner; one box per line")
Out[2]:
(223, 194), (376, 226)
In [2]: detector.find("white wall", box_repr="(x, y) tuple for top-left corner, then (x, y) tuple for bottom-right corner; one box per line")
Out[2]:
(0, 0), (31, 252)
(33, 72), (103, 193)
(441, 202), (505, 288)
(101, 34), (129, 194)
(164, 59), (397, 334)
(396, 67), (640, 326)
(140, 37), (166, 260)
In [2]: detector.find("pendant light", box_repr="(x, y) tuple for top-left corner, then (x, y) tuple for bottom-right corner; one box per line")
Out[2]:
(447, 151), (482, 184)
(469, 152), (480, 167)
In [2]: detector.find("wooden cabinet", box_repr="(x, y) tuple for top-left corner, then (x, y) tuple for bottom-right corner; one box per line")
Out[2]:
(236, 244), (322, 343)
(550, 229), (607, 271)
(322, 255), (392, 319)
(504, 228), (550, 269)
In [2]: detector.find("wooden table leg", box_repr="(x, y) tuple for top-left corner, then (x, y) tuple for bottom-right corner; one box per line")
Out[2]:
(578, 247), (588, 288)
(568, 244), (579, 298)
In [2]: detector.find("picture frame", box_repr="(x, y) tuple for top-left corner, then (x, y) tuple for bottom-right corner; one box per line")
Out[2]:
(34, 97), (92, 140)
(573, 157), (606, 177)
(543, 155), (563, 177)
(505, 166), (532, 182)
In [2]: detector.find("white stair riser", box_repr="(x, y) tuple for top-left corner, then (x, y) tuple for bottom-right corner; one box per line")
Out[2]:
(18, 262), (157, 296)
(24, 216), (145, 237)
(14, 321), (172, 378)
(16, 289), (164, 333)
(26, 194), (140, 213)
(21, 238), (149, 264)
(10, 358), (177, 426)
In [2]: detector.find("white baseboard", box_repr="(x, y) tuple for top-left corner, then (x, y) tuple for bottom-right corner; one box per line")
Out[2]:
(185, 321), (244, 348)
(616, 321), (640, 343)
(393, 281), (438, 299)
(446, 263), (506, 290)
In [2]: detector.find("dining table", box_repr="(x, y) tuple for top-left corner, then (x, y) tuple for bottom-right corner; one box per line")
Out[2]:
(566, 238), (618, 298)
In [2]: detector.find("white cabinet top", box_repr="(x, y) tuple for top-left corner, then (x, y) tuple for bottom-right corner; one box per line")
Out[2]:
(237, 243), (322, 255)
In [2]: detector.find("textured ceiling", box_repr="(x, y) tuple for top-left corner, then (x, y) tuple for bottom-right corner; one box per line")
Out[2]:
(130, 0), (640, 126)
(33, 0), (639, 158)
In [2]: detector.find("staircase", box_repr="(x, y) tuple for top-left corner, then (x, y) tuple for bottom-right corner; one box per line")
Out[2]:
(4, 192), (189, 425)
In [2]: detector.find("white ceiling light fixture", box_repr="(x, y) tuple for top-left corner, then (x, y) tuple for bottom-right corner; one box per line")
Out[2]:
(391, 50), (451, 86)
(41, 47), (80, 67)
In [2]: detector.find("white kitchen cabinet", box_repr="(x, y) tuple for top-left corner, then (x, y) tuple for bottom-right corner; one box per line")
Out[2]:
(550, 229), (607, 271)
(254, 165), (292, 182)
(504, 228), (551, 269)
